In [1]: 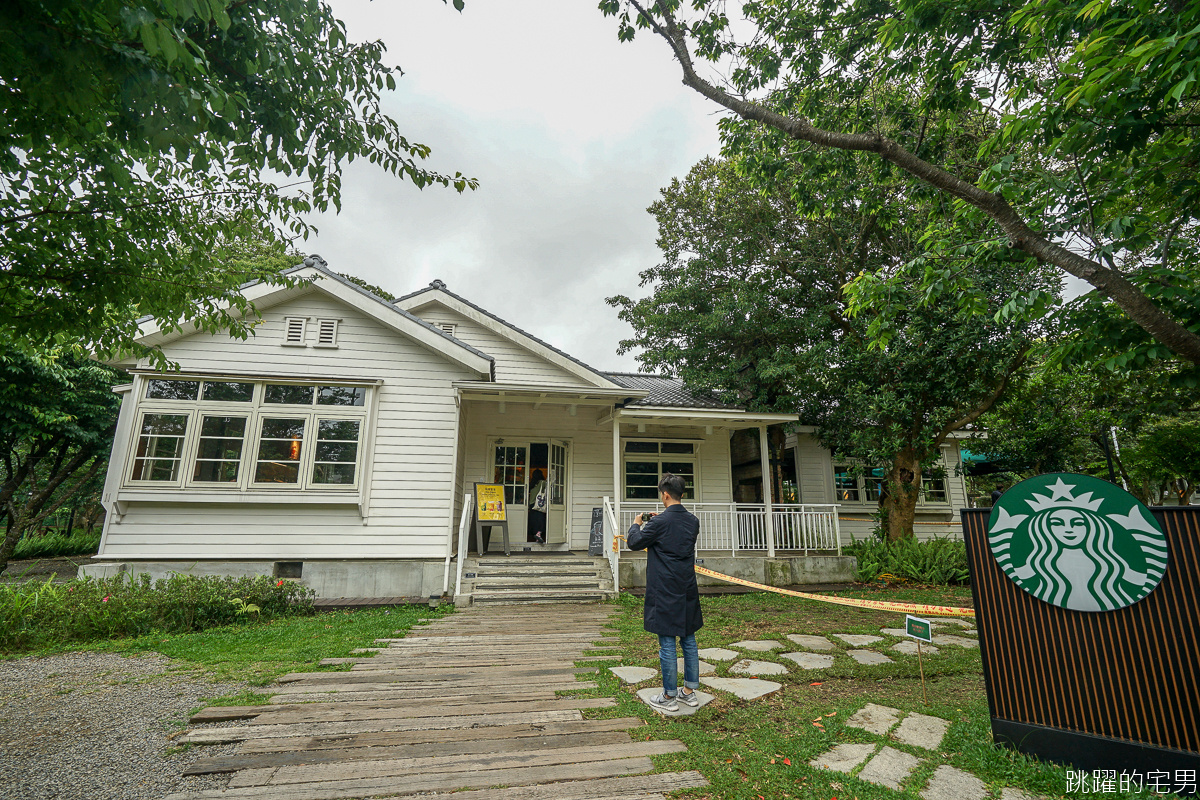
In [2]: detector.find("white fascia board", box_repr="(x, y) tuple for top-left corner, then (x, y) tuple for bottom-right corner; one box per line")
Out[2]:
(399, 291), (622, 389)
(619, 407), (799, 423)
(452, 381), (648, 399)
(121, 268), (493, 378)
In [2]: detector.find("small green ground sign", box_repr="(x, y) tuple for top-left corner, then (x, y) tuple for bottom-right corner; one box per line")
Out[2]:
(906, 614), (932, 643)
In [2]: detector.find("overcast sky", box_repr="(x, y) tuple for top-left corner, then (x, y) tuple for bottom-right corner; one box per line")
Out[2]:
(304, 0), (722, 372)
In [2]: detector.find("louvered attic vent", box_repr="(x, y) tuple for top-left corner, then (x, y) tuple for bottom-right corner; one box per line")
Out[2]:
(439, 323), (456, 336)
(315, 318), (339, 347)
(283, 317), (306, 345)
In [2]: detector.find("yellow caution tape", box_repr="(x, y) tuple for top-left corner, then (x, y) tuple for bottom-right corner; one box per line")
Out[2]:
(693, 565), (975, 618)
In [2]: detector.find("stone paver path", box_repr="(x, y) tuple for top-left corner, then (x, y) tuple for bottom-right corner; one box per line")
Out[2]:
(635, 687), (716, 717)
(698, 677), (782, 700)
(730, 658), (788, 676)
(832, 633), (884, 646)
(891, 641), (939, 656)
(846, 703), (902, 735)
(730, 639), (783, 651)
(780, 652), (834, 669)
(810, 743), (875, 772)
(858, 745), (920, 789)
(786, 634), (836, 651)
(893, 713), (951, 750)
(921, 765), (988, 800)
(812, 703), (1043, 799)
(609, 665), (658, 684)
(167, 606), (708, 800)
(697, 647), (739, 661)
(848, 649), (893, 665)
(932, 634), (979, 649)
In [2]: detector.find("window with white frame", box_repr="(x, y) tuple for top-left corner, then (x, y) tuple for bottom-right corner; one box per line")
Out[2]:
(127, 378), (369, 491)
(623, 440), (696, 501)
(831, 458), (950, 505)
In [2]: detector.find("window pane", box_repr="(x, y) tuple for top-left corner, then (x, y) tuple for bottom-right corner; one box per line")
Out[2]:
(660, 442), (694, 454)
(833, 465), (859, 502)
(626, 461), (658, 475)
(661, 461), (694, 476)
(146, 379), (199, 400)
(201, 381), (254, 402)
(255, 417), (304, 484)
(863, 468), (886, 502)
(193, 460), (241, 482)
(923, 469), (948, 503)
(625, 441), (658, 454)
(131, 414), (189, 481)
(626, 473), (659, 487)
(315, 441), (358, 461)
(260, 418), (306, 439)
(317, 419), (360, 439)
(312, 463), (356, 484)
(200, 416), (246, 437)
(626, 486), (659, 500)
(317, 386), (365, 406)
(196, 437), (245, 460)
(264, 384), (315, 405)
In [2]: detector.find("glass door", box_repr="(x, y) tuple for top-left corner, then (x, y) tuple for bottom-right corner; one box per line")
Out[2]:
(547, 440), (569, 545)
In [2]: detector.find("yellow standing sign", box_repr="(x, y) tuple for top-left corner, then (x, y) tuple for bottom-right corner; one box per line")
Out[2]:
(475, 483), (507, 522)
(472, 482), (510, 555)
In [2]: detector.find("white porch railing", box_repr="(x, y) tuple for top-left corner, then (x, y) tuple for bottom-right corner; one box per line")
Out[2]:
(453, 492), (474, 598)
(615, 502), (841, 555)
(602, 497), (621, 592)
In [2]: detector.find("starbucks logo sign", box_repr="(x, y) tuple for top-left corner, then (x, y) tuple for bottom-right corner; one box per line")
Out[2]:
(988, 474), (1169, 612)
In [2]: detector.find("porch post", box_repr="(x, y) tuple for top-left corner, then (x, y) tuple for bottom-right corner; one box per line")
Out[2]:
(759, 425), (776, 557)
(612, 415), (622, 539)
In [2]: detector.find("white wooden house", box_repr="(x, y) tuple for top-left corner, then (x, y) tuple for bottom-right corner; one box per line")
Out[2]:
(85, 258), (968, 599)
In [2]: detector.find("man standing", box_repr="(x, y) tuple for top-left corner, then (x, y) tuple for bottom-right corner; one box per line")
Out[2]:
(627, 473), (703, 712)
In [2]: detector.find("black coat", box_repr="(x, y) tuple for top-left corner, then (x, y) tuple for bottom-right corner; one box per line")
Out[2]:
(626, 504), (703, 637)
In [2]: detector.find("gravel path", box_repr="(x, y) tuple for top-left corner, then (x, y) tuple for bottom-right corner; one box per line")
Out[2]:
(0, 652), (245, 800)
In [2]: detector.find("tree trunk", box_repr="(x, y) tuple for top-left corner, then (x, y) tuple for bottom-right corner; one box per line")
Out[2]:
(881, 449), (922, 541)
(0, 449), (99, 574)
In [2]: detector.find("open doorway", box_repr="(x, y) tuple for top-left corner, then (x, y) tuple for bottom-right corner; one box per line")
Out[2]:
(528, 443), (548, 543)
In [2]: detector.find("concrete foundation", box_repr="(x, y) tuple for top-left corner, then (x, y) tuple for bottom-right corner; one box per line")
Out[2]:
(77, 559), (449, 600)
(618, 553), (857, 589)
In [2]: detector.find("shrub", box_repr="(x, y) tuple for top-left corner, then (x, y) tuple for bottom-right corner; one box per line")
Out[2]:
(12, 530), (102, 560)
(0, 573), (315, 651)
(846, 536), (971, 585)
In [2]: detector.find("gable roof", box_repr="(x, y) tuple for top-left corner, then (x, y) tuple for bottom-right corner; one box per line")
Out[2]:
(394, 281), (623, 389)
(121, 257), (494, 378)
(605, 372), (742, 410)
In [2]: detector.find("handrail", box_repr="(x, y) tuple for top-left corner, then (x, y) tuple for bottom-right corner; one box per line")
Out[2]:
(453, 491), (473, 599)
(602, 496), (621, 593)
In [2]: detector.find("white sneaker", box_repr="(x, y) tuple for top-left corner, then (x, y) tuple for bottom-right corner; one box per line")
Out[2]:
(648, 692), (678, 711)
(677, 689), (700, 707)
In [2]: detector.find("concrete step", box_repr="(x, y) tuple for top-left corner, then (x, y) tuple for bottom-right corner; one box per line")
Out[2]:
(474, 559), (598, 567)
(472, 591), (609, 605)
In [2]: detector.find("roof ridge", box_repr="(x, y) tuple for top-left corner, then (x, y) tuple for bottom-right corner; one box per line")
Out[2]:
(397, 283), (616, 385)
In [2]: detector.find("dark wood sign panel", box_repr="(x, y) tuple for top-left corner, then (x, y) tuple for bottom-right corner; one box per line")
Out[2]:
(962, 506), (1200, 777)
(588, 507), (605, 556)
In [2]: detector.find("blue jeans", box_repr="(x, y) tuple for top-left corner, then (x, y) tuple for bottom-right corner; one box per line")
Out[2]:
(658, 633), (699, 696)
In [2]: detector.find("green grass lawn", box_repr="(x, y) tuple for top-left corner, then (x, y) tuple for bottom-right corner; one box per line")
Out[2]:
(574, 589), (1180, 800)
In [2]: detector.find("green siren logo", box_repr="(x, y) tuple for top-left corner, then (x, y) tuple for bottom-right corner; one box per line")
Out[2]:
(988, 474), (1169, 612)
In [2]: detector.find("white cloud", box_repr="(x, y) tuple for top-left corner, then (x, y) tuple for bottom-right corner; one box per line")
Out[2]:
(304, 0), (722, 371)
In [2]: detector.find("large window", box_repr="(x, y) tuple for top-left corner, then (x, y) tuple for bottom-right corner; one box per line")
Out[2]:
(831, 458), (951, 505)
(623, 441), (697, 501)
(127, 378), (369, 491)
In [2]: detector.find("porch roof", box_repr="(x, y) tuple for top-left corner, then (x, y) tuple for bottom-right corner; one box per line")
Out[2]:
(605, 406), (799, 429)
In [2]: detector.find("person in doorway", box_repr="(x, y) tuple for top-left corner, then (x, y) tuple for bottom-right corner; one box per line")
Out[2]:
(627, 473), (703, 712)
(991, 484), (1006, 506)
(528, 468), (547, 544)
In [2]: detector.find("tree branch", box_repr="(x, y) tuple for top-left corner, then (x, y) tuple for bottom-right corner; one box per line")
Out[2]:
(629, 0), (1200, 365)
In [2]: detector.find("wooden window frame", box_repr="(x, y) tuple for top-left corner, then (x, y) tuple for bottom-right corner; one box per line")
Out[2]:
(621, 439), (701, 503)
(126, 378), (369, 493)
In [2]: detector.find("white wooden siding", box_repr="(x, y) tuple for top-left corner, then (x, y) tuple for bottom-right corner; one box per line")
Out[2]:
(411, 306), (597, 388)
(460, 405), (733, 549)
(101, 290), (475, 560)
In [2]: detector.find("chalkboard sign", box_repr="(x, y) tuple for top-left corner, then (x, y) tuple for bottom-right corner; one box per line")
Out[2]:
(588, 507), (605, 556)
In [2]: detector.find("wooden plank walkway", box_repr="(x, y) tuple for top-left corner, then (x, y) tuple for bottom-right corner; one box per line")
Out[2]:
(165, 605), (706, 800)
